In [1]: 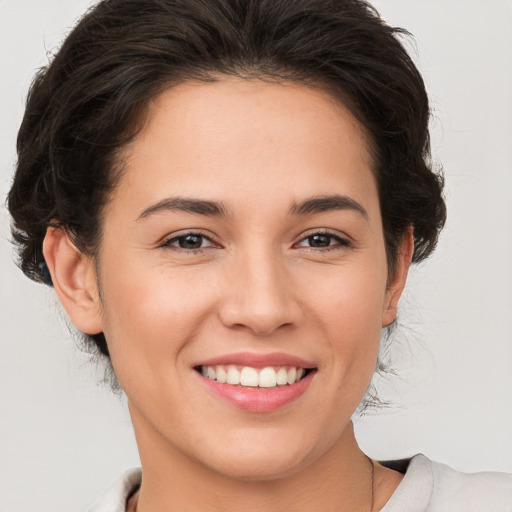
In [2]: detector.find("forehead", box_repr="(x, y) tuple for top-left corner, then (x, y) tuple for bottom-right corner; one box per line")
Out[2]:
(114, 78), (378, 218)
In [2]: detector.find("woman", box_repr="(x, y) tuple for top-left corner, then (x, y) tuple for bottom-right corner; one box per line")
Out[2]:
(6, 0), (511, 510)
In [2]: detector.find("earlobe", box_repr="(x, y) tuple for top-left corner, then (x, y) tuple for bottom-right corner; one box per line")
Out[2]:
(42, 227), (103, 335)
(382, 228), (414, 327)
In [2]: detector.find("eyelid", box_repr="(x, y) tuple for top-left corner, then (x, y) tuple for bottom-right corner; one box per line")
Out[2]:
(156, 228), (352, 251)
(158, 229), (221, 250)
(293, 229), (353, 249)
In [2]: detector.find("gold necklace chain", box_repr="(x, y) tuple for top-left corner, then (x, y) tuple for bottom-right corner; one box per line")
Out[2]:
(365, 454), (375, 512)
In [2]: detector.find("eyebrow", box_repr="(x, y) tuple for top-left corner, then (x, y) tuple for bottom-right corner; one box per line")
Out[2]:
(136, 197), (229, 220)
(290, 195), (368, 219)
(136, 194), (368, 221)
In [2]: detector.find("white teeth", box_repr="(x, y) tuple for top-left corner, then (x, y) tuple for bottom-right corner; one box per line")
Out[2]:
(276, 367), (288, 385)
(240, 366), (259, 387)
(216, 366), (227, 383)
(226, 365), (240, 385)
(287, 367), (297, 385)
(258, 367), (277, 387)
(200, 364), (310, 388)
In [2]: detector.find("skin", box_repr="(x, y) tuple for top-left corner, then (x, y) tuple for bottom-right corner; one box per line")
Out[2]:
(43, 78), (413, 511)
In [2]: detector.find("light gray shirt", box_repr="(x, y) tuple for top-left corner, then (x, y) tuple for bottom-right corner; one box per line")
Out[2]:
(86, 454), (512, 511)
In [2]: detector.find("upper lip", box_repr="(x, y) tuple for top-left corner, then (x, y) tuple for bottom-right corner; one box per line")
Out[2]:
(194, 352), (317, 369)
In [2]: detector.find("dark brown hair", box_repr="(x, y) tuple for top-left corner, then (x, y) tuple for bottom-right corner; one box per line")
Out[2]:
(7, 0), (446, 357)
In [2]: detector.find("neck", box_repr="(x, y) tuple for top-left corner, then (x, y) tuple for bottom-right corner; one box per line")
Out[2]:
(131, 414), (376, 512)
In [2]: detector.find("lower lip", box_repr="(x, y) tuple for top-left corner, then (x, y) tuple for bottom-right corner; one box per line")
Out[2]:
(198, 371), (315, 412)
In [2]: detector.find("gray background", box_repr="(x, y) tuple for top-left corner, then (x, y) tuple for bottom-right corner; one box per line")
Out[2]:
(1, 1), (511, 510)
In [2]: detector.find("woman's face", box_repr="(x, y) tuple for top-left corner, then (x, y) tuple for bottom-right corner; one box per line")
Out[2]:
(88, 79), (408, 479)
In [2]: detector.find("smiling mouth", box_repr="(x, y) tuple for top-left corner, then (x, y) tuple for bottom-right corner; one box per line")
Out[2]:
(194, 365), (315, 388)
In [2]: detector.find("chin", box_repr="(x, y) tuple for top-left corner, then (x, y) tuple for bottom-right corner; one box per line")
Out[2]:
(212, 454), (309, 482)
(198, 434), (319, 482)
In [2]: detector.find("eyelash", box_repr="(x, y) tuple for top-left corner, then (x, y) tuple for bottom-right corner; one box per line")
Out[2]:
(159, 230), (351, 254)
(294, 231), (352, 251)
(159, 231), (218, 252)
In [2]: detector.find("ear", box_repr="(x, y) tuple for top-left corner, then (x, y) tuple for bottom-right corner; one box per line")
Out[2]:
(382, 228), (414, 327)
(42, 227), (103, 335)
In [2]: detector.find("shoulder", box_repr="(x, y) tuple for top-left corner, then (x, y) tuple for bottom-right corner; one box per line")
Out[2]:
(428, 456), (512, 511)
(381, 454), (512, 512)
(86, 468), (142, 512)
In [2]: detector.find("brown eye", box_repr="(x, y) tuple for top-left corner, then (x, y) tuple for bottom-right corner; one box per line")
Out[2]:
(296, 232), (350, 250)
(162, 233), (216, 250)
(178, 234), (204, 249)
(307, 234), (332, 248)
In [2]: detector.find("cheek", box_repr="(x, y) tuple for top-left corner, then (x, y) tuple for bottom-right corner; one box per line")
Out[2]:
(97, 256), (220, 375)
(305, 261), (387, 374)
(307, 261), (387, 331)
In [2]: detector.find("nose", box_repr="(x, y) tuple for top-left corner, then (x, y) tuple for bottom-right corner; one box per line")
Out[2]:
(218, 250), (302, 337)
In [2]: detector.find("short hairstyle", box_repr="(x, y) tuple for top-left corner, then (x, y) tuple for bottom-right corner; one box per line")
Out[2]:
(7, 0), (446, 358)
